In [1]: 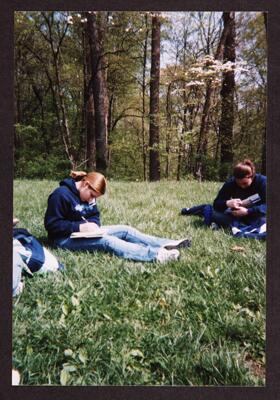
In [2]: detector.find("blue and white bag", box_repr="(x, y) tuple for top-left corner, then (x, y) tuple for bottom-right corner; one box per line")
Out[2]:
(13, 228), (64, 275)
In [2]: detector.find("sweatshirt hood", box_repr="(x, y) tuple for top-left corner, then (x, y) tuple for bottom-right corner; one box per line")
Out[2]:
(59, 178), (80, 196)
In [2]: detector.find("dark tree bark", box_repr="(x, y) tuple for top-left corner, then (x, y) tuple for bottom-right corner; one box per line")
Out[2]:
(149, 14), (161, 181)
(196, 13), (233, 179)
(80, 19), (87, 163)
(141, 14), (149, 180)
(261, 12), (267, 175)
(82, 16), (96, 171)
(177, 30), (188, 181)
(86, 12), (108, 173)
(86, 90), (96, 170)
(219, 12), (236, 180)
(165, 82), (172, 179)
(14, 46), (22, 158)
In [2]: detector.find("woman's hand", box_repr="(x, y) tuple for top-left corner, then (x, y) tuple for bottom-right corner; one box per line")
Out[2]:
(226, 198), (242, 209)
(232, 207), (249, 217)
(79, 222), (100, 232)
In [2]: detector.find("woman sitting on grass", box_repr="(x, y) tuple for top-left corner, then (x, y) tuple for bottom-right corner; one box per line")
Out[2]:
(181, 159), (266, 229)
(44, 171), (191, 263)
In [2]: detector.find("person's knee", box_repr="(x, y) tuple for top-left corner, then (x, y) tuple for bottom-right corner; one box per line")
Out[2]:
(113, 225), (136, 239)
(101, 235), (119, 251)
(212, 211), (232, 227)
(117, 224), (131, 232)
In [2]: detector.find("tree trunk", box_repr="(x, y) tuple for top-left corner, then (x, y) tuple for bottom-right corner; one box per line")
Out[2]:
(196, 13), (233, 179)
(86, 12), (108, 173)
(149, 14), (161, 181)
(141, 14), (149, 181)
(86, 91), (96, 170)
(219, 12), (236, 180)
(82, 19), (96, 171)
(177, 31), (188, 181)
(100, 12), (109, 164)
(80, 20), (87, 162)
(165, 83), (172, 179)
(261, 12), (267, 175)
(107, 93), (114, 169)
(14, 47), (22, 157)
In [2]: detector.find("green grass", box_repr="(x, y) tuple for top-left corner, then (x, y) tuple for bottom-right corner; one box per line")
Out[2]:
(13, 179), (265, 386)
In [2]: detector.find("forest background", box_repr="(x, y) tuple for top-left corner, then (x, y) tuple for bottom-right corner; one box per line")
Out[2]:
(12, 11), (267, 385)
(14, 11), (267, 182)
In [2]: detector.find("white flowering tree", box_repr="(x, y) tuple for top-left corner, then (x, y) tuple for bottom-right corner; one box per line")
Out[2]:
(14, 11), (266, 180)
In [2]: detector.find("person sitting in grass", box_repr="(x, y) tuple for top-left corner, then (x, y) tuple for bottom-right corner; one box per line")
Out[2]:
(44, 171), (191, 263)
(181, 159), (266, 230)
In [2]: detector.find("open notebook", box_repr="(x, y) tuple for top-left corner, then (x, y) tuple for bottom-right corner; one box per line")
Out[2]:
(70, 229), (106, 239)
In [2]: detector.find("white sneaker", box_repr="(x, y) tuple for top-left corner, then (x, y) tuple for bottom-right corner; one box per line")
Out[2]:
(164, 238), (191, 250)
(156, 248), (180, 264)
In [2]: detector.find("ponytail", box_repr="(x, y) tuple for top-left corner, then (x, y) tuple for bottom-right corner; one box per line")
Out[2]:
(70, 170), (87, 181)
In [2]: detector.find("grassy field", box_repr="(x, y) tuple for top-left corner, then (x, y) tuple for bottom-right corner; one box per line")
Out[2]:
(13, 179), (265, 386)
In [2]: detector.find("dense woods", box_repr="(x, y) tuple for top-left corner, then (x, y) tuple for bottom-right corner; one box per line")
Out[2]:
(14, 11), (267, 181)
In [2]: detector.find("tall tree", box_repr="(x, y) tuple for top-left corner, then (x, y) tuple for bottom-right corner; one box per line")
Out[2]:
(81, 15), (96, 170)
(149, 14), (161, 181)
(196, 12), (232, 179)
(86, 11), (108, 173)
(219, 12), (236, 180)
(261, 11), (267, 175)
(177, 22), (189, 181)
(140, 14), (149, 180)
(86, 89), (96, 170)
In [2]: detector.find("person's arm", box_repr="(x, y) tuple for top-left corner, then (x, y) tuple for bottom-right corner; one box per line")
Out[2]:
(44, 191), (82, 237)
(247, 176), (267, 216)
(213, 180), (238, 212)
(247, 204), (266, 216)
(79, 209), (101, 232)
(84, 207), (101, 227)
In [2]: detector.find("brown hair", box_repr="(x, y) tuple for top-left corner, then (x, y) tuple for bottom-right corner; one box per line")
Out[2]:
(70, 170), (107, 195)
(233, 159), (256, 179)
(83, 172), (107, 195)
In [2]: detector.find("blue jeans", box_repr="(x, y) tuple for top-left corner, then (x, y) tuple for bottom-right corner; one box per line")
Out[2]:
(211, 210), (255, 228)
(211, 210), (234, 228)
(54, 225), (173, 262)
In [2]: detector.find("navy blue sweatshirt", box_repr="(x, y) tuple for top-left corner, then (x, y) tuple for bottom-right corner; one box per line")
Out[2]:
(44, 178), (101, 241)
(213, 173), (266, 216)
